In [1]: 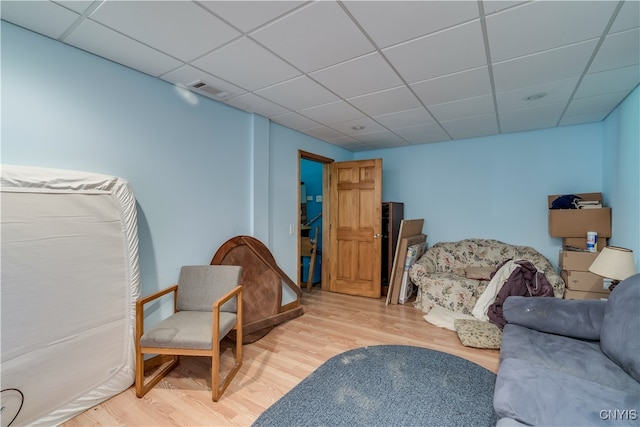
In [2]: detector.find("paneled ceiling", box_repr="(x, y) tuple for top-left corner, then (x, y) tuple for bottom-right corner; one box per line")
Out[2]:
(2, 1), (639, 151)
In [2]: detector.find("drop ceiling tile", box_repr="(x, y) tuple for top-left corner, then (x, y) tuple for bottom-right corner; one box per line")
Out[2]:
(609, 0), (640, 34)
(565, 91), (631, 117)
(353, 130), (407, 146)
(89, 1), (241, 62)
(482, 1), (526, 15)
(1, 1), (80, 39)
(343, 1), (478, 48)
(161, 65), (246, 99)
(393, 123), (450, 144)
(486, 1), (617, 62)
(270, 112), (321, 132)
(560, 110), (610, 126)
(251, 1), (374, 72)
(589, 28), (640, 74)
(192, 37), (300, 91)
(65, 20), (182, 77)
(373, 108), (435, 130)
(309, 52), (403, 99)
(327, 135), (361, 145)
(54, 1), (95, 14)
(223, 93), (288, 118)
(493, 39), (599, 92)
(254, 76), (339, 111)
(303, 126), (346, 141)
(329, 118), (385, 137)
(344, 144), (376, 152)
(298, 101), (365, 124)
(496, 77), (579, 112)
(200, 1), (306, 33)
(440, 114), (499, 140)
(500, 102), (566, 133)
(383, 20), (486, 83)
(348, 86), (421, 117)
(365, 139), (410, 150)
(428, 95), (494, 122)
(576, 65), (640, 99)
(411, 66), (492, 106)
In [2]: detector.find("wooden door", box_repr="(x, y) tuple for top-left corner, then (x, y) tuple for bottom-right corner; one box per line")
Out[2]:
(327, 159), (382, 298)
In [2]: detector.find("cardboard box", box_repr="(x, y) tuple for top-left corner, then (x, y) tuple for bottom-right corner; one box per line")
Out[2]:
(561, 270), (608, 293)
(548, 193), (611, 238)
(563, 237), (608, 251)
(563, 289), (609, 300)
(559, 250), (599, 271)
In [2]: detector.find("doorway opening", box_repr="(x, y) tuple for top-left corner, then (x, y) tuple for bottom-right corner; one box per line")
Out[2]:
(299, 151), (333, 291)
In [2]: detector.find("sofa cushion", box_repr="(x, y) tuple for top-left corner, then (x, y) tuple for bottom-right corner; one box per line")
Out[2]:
(454, 319), (502, 349)
(412, 271), (484, 315)
(464, 266), (495, 280)
(600, 274), (640, 383)
(494, 358), (640, 426)
(501, 324), (640, 394)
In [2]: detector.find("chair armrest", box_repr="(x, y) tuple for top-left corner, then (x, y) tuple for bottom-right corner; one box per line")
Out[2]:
(136, 285), (178, 338)
(503, 296), (605, 340)
(212, 285), (243, 312)
(211, 285), (243, 343)
(137, 284), (179, 307)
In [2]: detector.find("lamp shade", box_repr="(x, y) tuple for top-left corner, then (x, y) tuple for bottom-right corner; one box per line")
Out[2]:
(588, 246), (636, 281)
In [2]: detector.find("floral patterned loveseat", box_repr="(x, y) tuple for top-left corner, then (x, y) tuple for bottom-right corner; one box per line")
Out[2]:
(408, 238), (565, 315)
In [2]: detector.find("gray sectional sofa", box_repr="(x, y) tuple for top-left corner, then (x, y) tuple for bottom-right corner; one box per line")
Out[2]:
(493, 273), (640, 426)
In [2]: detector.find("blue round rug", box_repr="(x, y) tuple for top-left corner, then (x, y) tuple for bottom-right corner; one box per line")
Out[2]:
(253, 345), (498, 427)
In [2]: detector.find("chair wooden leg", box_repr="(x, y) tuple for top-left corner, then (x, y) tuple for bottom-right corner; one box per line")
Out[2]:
(211, 323), (243, 401)
(136, 354), (179, 398)
(213, 349), (243, 401)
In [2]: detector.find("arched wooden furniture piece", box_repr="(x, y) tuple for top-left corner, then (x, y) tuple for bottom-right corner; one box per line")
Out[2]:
(211, 235), (304, 343)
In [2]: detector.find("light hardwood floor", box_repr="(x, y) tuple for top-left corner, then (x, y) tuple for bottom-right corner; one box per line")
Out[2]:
(63, 289), (500, 427)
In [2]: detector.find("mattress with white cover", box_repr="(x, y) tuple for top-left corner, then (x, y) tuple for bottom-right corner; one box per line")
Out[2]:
(1, 165), (141, 426)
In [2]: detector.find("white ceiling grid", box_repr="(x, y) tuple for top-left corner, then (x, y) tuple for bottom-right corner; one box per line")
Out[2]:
(1, 0), (638, 152)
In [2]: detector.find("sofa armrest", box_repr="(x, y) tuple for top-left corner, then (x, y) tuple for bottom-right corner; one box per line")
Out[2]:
(503, 296), (605, 340)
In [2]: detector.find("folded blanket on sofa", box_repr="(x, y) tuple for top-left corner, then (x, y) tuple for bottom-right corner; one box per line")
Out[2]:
(471, 260), (521, 321)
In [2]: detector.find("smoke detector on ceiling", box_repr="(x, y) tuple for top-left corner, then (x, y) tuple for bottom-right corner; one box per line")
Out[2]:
(188, 80), (229, 101)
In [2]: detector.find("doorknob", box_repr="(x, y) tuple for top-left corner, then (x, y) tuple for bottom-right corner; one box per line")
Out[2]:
(373, 233), (382, 239)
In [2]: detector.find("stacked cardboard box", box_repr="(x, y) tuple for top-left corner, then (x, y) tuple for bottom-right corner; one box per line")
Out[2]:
(548, 192), (611, 238)
(548, 192), (612, 300)
(560, 249), (610, 299)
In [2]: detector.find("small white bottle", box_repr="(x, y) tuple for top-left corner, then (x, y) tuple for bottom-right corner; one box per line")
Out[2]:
(586, 231), (598, 252)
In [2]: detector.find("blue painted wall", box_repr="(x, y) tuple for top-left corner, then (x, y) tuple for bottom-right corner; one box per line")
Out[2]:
(300, 158), (324, 283)
(300, 158), (324, 250)
(603, 87), (640, 269)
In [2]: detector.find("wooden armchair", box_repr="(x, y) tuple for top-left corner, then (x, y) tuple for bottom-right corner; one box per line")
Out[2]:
(135, 265), (243, 401)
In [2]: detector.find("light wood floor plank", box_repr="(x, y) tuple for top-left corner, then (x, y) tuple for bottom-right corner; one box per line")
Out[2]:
(63, 290), (499, 426)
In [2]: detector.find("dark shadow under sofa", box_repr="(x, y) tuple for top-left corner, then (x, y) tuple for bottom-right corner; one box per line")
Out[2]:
(494, 273), (640, 426)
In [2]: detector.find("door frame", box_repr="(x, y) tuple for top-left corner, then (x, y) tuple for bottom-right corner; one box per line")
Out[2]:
(298, 150), (334, 291)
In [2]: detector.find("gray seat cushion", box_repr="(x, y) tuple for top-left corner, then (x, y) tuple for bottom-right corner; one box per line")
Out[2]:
(140, 311), (237, 350)
(600, 274), (640, 382)
(494, 358), (640, 426)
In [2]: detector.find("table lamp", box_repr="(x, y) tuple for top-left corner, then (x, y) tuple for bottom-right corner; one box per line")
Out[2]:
(588, 246), (636, 291)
